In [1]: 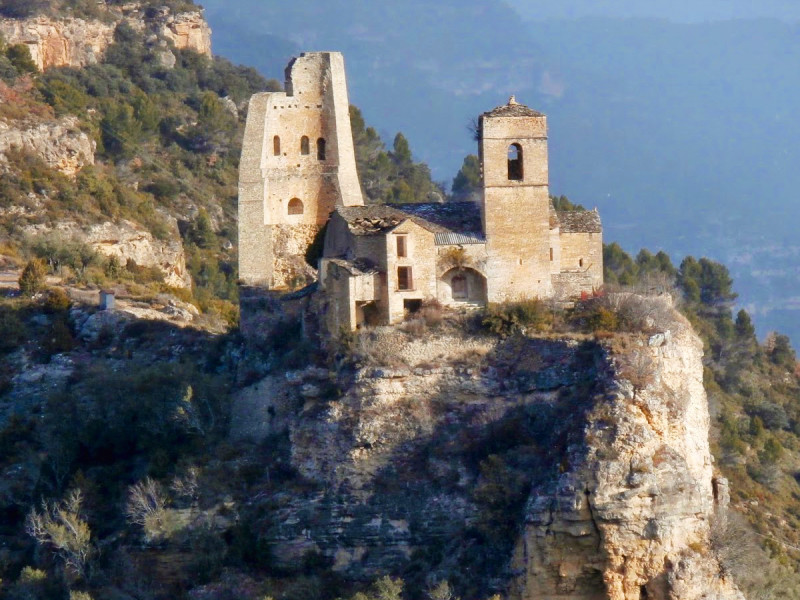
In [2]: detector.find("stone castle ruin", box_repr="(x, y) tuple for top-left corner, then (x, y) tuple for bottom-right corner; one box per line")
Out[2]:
(239, 51), (603, 331)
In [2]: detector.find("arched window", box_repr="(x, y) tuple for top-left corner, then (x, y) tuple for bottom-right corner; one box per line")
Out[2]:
(300, 136), (310, 155)
(273, 135), (281, 156)
(508, 143), (523, 181)
(288, 198), (304, 215)
(317, 137), (326, 160)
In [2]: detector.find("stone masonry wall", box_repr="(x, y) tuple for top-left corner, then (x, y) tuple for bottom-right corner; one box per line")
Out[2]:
(481, 114), (553, 301)
(238, 52), (364, 287)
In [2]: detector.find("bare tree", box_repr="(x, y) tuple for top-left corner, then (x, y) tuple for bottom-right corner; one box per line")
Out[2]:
(26, 490), (92, 576)
(126, 478), (173, 543)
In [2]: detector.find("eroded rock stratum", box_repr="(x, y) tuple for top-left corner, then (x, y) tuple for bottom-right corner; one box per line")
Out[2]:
(234, 299), (743, 598)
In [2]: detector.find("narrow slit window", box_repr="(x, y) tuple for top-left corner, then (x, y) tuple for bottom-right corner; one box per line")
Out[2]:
(549, 248), (554, 261)
(579, 258), (584, 268)
(300, 136), (310, 155)
(397, 266), (413, 290)
(396, 235), (407, 257)
(273, 135), (281, 156)
(317, 137), (326, 160)
(508, 143), (523, 181)
(288, 198), (304, 215)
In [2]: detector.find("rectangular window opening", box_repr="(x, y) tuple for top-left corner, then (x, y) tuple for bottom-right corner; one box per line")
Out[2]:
(396, 235), (408, 257)
(397, 266), (413, 290)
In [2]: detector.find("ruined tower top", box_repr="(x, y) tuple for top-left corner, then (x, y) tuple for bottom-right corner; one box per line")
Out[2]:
(238, 51), (364, 288)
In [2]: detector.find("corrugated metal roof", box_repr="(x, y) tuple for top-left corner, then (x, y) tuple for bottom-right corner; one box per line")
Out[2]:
(434, 232), (485, 246)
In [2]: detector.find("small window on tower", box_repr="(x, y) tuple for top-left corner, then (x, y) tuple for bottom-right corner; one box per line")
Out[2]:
(508, 143), (523, 181)
(397, 266), (413, 290)
(300, 136), (310, 155)
(288, 198), (304, 215)
(550, 248), (554, 261)
(317, 138), (326, 160)
(396, 235), (408, 257)
(579, 258), (584, 268)
(273, 136), (281, 156)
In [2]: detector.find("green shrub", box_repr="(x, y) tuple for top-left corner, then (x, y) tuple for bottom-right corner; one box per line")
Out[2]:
(42, 287), (71, 313)
(482, 298), (551, 336)
(19, 259), (47, 296)
(6, 44), (38, 74)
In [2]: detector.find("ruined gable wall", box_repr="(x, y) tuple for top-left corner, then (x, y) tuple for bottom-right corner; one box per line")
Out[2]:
(385, 222), (437, 323)
(559, 231), (603, 280)
(481, 115), (553, 301)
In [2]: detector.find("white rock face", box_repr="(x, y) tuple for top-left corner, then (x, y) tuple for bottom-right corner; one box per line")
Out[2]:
(25, 219), (191, 289)
(509, 312), (743, 600)
(0, 116), (94, 176)
(0, 5), (212, 72)
(0, 16), (115, 71)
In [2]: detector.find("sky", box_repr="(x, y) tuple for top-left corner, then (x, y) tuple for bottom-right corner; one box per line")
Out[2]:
(506, 0), (800, 22)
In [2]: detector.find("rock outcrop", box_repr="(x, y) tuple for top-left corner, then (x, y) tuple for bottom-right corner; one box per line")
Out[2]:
(0, 4), (211, 72)
(24, 219), (191, 289)
(0, 115), (94, 176)
(0, 15), (115, 71)
(234, 298), (743, 598)
(509, 314), (743, 599)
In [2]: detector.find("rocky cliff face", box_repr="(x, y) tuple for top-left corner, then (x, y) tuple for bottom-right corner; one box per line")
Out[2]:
(24, 219), (191, 288)
(0, 4), (211, 72)
(0, 115), (94, 176)
(233, 298), (743, 598)
(509, 317), (742, 599)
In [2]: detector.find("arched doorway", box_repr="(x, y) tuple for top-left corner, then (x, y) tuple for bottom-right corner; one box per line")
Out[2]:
(440, 267), (487, 305)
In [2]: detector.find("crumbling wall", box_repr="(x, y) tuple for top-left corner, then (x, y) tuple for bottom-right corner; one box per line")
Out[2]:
(238, 52), (364, 288)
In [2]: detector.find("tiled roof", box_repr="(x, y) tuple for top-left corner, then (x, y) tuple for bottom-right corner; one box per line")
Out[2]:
(336, 205), (416, 235)
(482, 97), (543, 119)
(390, 201), (483, 236)
(336, 201), (483, 238)
(556, 209), (602, 233)
(326, 258), (379, 276)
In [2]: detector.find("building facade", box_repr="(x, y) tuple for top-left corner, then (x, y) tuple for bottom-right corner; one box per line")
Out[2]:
(238, 52), (603, 331)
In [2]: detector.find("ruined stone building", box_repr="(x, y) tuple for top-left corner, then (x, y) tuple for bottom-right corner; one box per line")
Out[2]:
(239, 52), (603, 331)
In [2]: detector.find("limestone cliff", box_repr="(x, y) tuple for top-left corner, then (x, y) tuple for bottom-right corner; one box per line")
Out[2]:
(23, 219), (191, 288)
(0, 4), (211, 72)
(0, 115), (94, 176)
(233, 298), (743, 598)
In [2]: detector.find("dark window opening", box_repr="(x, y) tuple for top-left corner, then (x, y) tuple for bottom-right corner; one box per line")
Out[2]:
(549, 248), (554, 261)
(452, 275), (467, 299)
(273, 135), (281, 156)
(404, 299), (422, 313)
(317, 137), (326, 160)
(508, 143), (523, 181)
(579, 258), (584, 268)
(300, 136), (310, 155)
(396, 235), (408, 257)
(288, 198), (304, 215)
(397, 266), (413, 290)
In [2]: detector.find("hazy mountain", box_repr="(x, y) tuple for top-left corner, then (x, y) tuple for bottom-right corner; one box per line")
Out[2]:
(201, 0), (800, 343)
(507, 0), (800, 22)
